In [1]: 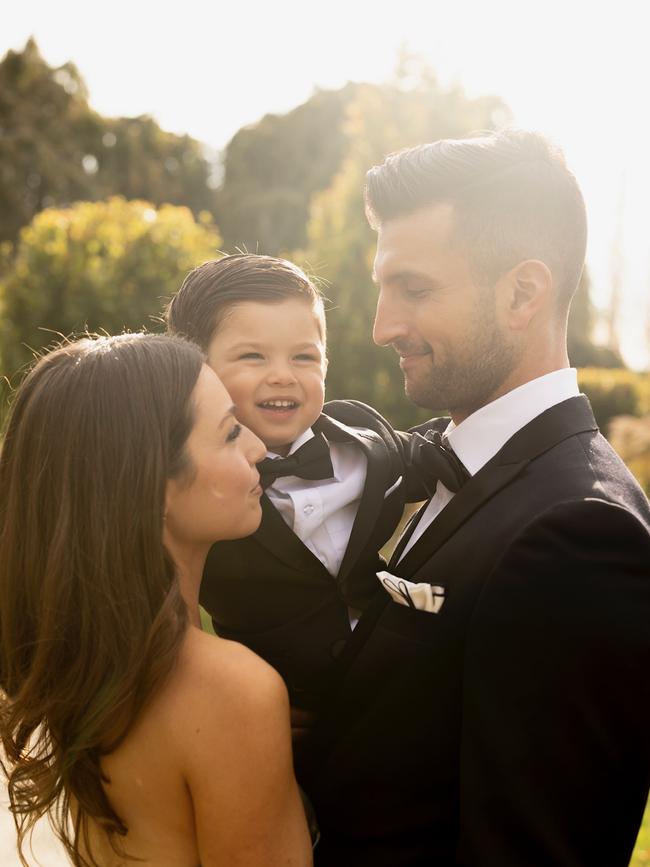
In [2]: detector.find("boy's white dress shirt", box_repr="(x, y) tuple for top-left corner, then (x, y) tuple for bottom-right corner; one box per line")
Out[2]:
(265, 427), (368, 578)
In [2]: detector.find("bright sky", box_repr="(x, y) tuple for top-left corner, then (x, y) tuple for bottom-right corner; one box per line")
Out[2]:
(4, 0), (650, 368)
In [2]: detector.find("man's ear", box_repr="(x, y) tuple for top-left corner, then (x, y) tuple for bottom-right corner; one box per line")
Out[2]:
(496, 259), (553, 330)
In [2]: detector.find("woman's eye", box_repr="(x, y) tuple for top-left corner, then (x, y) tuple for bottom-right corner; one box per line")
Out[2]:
(226, 423), (242, 443)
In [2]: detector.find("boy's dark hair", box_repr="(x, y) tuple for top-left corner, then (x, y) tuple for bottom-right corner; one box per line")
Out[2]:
(365, 129), (587, 309)
(166, 253), (326, 348)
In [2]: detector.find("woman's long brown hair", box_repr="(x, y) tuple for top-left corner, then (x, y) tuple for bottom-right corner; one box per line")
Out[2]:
(0, 333), (204, 866)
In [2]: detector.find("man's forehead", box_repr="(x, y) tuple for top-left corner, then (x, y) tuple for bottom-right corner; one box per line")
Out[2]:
(373, 202), (459, 280)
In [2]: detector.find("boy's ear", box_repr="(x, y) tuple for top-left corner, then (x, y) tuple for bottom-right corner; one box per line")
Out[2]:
(323, 355), (329, 374)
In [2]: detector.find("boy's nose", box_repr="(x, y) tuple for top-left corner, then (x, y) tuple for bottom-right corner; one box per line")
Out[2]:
(267, 362), (297, 385)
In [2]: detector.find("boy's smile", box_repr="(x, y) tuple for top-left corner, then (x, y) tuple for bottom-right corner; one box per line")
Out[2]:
(207, 298), (326, 456)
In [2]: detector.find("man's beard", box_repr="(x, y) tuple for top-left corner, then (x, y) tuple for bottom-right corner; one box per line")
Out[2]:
(405, 302), (518, 416)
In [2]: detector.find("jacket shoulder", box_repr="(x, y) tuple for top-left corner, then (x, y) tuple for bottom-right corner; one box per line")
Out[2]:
(323, 399), (395, 432)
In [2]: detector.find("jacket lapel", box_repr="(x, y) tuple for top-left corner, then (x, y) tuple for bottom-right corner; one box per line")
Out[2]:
(253, 495), (333, 580)
(395, 396), (598, 578)
(314, 414), (401, 582)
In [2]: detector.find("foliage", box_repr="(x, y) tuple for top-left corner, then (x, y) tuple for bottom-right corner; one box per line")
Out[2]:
(0, 38), (218, 245)
(0, 197), (221, 379)
(631, 800), (650, 867)
(607, 414), (650, 495)
(568, 270), (624, 368)
(578, 367), (650, 433)
(216, 84), (360, 255)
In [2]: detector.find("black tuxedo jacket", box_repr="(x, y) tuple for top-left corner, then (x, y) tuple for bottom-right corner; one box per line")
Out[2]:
(200, 400), (413, 709)
(301, 396), (650, 866)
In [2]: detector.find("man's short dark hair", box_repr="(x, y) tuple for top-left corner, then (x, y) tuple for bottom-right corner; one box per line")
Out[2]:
(365, 129), (587, 307)
(166, 253), (325, 349)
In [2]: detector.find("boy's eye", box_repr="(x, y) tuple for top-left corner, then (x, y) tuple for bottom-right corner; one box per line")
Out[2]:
(295, 353), (319, 362)
(226, 423), (242, 443)
(238, 352), (264, 360)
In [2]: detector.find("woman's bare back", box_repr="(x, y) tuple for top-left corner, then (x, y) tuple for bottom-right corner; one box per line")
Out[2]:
(86, 627), (312, 867)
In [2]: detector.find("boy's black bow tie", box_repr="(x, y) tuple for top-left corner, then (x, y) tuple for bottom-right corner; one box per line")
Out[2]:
(258, 432), (334, 489)
(408, 429), (470, 494)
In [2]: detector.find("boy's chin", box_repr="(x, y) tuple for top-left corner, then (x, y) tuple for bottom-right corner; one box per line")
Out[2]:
(265, 439), (293, 457)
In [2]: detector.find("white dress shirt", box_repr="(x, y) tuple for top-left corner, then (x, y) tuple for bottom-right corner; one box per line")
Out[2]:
(265, 427), (368, 578)
(399, 368), (580, 561)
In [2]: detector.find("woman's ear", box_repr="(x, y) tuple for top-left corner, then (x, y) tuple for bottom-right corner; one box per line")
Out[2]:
(496, 259), (554, 330)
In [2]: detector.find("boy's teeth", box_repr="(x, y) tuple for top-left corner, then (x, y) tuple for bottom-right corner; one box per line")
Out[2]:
(261, 400), (296, 408)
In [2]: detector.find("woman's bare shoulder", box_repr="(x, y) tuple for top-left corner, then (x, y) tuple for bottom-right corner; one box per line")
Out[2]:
(161, 627), (289, 744)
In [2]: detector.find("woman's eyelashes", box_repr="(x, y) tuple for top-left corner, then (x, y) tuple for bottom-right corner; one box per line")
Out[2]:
(226, 423), (242, 443)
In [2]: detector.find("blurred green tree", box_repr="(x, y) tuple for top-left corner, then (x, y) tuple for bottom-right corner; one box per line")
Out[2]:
(0, 197), (221, 378)
(568, 270), (624, 368)
(216, 84), (360, 255)
(0, 38), (218, 245)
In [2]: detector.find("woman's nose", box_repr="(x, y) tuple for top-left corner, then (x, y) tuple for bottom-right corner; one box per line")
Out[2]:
(244, 426), (266, 464)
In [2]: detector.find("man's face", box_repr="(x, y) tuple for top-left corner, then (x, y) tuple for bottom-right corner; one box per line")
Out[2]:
(372, 202), (516, 420)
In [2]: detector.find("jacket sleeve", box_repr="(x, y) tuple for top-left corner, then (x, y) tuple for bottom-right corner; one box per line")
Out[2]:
(323, 399), (438, 502)
(457, 498), (650, 867)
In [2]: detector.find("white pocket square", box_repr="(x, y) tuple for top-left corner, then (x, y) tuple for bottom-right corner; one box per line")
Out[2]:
(377, 571), (445, 614)
(383, 475), (403, 499)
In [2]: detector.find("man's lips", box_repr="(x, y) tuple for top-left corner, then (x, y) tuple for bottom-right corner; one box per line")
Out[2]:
(398, 350), (431, 371)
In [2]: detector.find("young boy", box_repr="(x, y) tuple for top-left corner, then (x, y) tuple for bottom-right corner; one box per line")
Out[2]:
(166, 254), (416, 710)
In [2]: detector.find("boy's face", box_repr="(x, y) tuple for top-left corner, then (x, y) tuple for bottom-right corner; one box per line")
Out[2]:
(207, 298), (326, 456)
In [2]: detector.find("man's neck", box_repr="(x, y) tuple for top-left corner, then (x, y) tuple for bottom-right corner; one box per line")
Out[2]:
(451, 347), (570, 426)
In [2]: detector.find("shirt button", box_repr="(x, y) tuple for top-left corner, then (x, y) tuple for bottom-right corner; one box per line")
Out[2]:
(303, 504), (315, 516)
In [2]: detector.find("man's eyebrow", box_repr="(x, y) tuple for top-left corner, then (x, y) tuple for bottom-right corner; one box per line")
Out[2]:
(375, 269), (442, 287)
(218, 405), (237, 428)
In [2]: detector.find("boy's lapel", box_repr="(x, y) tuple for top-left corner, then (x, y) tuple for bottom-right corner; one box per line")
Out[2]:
(315, 414), (403, 581)
(253, 495), (333, 580)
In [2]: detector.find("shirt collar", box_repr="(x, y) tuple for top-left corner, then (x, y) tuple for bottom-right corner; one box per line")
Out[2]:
(445, 368), (579, 477)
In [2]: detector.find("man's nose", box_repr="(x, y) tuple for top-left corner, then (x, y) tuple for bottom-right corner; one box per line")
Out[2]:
(373, 291), (408, 347)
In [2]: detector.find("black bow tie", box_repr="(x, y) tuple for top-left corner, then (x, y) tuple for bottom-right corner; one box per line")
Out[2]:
(258, 432), (334, 489)
(407, 429), (470, 494)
